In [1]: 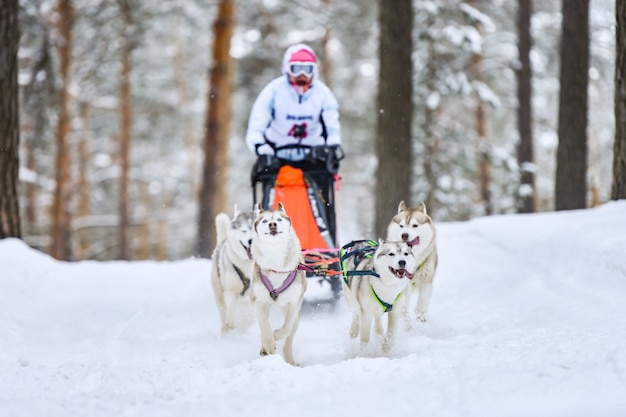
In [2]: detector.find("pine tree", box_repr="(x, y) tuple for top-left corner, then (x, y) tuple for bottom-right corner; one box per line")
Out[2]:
(375, 0), (413, 237)
(555, 0), (589, 210)
(612, 0), (626, 199)
(516, 0), (536, 213)
(0, 0), (22, 239)
(197, 0), (235, 257)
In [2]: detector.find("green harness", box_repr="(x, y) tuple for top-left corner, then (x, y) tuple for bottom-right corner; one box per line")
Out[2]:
(339, 240), (379, 285)
(370, 284), (403, 313)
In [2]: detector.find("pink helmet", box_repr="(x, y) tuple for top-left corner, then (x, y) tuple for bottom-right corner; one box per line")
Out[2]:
(281, 44), (319, 81)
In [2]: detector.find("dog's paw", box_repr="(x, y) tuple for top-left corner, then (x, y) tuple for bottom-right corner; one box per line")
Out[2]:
(284, 356), (301, 367)
(382, 331), (394, 353)
(349, 324), (359, 338)
(273, 328), (288, 341)
(349, 315), (359, 338)
(402, 312), (411, 322)
(259, 344), (276, 356)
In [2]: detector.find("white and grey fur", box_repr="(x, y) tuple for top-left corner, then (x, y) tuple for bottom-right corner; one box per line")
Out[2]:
(249, 203), (307, 366)
(211, 206), (255, 334)
(386, 201), (438, 324)
(342, 239), (417, 353)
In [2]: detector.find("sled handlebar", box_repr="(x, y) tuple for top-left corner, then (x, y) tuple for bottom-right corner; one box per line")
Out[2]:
(251, 145), (345, 185)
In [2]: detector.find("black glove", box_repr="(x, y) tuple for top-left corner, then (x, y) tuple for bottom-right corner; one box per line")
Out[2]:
(255, 154), (280, 174)
(308, 146), (328, 162)
(309, 145), (344, 174)
(251, 154), (281, 185)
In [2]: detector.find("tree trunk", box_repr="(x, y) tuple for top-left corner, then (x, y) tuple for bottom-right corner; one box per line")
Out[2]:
(76, 102), (92, 259)
(320, 0), (333, 88)
(23, 133), (37, 228)
(139, 182), (151, 260)
(375, 0), (413, 237)
(467, 0), (492, 216)
(174, 24), (199, 199)
(612, 0), (626, 200)
(423, 34), (438, 213)
(118, 0), (133, 259)
(197, 0), (235, 257)
(157, 191), (169, 261)
(49, 0), (73, 259)
(0, 0), (21, 239)
(475, 98), (492, 216)
(516, 0), (536, 213)
(555, 0), (589, 210)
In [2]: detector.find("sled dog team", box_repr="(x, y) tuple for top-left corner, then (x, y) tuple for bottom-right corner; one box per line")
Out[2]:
(210, 201), (438, 366)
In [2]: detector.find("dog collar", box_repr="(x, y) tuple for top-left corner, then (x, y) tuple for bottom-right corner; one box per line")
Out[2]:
(259, 268), (297, 301)
(370, 284), (402, 313)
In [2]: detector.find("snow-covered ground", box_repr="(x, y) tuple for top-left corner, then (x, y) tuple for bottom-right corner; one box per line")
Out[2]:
(1, 202), (626, 417)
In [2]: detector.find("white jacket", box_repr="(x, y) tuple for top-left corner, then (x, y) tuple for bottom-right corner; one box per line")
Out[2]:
(245, 75), (341, 161)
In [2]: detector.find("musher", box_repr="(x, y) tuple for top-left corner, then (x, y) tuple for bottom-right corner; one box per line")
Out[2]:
(246, 43), (343, 248)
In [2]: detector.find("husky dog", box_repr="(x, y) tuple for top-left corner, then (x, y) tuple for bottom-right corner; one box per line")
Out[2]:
(211, 206), (255, 334)
(386, 201), (438, 323)
(341, 239), (416, 353)
(250, 203), (307, 366)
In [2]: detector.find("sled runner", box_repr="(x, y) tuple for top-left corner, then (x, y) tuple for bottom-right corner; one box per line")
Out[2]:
(251, 144), (345, 299)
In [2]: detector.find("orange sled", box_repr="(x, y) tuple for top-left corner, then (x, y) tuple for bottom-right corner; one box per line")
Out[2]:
(273, 165), (331, 250)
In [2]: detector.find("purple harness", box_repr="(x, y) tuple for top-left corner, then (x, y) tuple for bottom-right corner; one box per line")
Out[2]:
(259, 266), (304, 300)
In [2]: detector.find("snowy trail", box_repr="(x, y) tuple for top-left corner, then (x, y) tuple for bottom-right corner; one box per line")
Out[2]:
(1, 202), (626, 416)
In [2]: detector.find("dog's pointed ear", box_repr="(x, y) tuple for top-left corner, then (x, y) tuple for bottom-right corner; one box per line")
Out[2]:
(277, 202), (286, 213)
(398, 201), (407, 213)
(378, 238), (385, 246)
(254, 203), (262, 217)
(418, 202), (427, 215)
(233, 204), (240, 217)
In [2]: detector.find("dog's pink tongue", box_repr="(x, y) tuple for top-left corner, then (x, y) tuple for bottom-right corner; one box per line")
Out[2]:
(246, 247), (253, 260)
(408, 236), (420, 246)
(390, 267), (413, 279)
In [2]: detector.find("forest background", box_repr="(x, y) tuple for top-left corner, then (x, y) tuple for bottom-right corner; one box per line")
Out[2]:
(8, 0), (619, 260)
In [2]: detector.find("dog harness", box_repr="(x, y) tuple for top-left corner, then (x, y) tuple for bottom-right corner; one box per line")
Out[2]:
(370, 285), (403, 313)
(339, 240), (379, 285)
(232, 264), (251, 296)
(259, 268), (298, 301)
(416, 257), (428, 272)
(341, 240), (406, 312)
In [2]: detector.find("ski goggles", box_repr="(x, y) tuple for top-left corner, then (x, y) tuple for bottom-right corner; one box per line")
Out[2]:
(287, 62), (316, 77)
